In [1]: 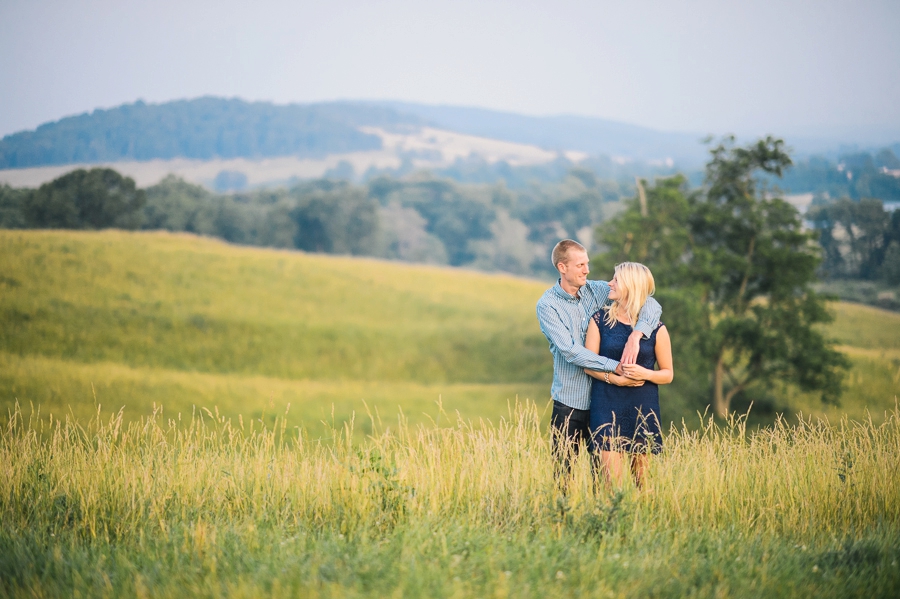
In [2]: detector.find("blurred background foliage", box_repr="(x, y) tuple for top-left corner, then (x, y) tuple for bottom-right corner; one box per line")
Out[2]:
(0, 165), (631, 279)
(1, 139), (899, 301)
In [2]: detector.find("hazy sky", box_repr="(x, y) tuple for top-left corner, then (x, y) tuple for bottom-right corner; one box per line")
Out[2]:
(1, 0), (899, 142)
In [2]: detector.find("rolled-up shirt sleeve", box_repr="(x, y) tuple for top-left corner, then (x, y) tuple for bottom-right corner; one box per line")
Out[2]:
(633, 296), (662, 339)
(537, 301), (620, 372)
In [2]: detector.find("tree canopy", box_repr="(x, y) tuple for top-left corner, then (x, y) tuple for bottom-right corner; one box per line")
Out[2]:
(594, 137), (848, 417)
(23, 168), (145, 230)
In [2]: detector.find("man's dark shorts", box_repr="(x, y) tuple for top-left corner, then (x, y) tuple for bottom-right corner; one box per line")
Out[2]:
(550, 400), (590, 470)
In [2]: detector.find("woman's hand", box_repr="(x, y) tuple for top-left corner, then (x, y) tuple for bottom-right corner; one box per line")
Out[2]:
(621, 364), (653, 381)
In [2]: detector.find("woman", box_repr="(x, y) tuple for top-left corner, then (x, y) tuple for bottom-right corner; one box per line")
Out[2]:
(584, 262), (673, 488)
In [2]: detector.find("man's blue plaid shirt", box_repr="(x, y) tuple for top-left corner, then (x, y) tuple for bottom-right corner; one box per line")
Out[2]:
(536, 279), (662, 410)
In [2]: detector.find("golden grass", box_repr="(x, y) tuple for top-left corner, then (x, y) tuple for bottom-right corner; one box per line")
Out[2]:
(1, 401), (898, 597)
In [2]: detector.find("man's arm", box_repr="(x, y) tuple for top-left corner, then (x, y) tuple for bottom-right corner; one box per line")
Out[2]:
(585, 279), (661, 339)
(536, 301), (620, 372)
(633, 296), (662, 339)
(621, 295), (662, 365)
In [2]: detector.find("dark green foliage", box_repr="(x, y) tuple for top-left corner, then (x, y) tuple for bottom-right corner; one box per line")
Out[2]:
(378, 178), (496, 266)
(0, 98), (417, 168)
(881, 241), (900, 285)
(0, 185), (28, 229)
(517, 169), (623, 256)
(808, 198), (900, 283)
(2, 165), (638, 274)
(595, 137), (848, 416)
(778, 148), (900, 202)
(289, 182), (379, 255)
(142, 175), (215, 233)
(22, 168), (145, 229)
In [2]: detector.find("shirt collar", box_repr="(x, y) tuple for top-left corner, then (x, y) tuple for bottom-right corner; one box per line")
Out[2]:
(553, 279), (581, 301)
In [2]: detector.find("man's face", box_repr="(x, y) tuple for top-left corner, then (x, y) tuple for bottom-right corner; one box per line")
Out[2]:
(559, 250), (590, 289)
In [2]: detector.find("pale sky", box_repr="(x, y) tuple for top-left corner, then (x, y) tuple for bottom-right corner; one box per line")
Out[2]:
(1, 0), (899, 143)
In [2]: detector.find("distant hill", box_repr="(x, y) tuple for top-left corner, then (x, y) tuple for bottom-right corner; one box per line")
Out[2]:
(377, 102), (710, 166)
(1, 97), (713, 171)
(0, 98), (423, 169)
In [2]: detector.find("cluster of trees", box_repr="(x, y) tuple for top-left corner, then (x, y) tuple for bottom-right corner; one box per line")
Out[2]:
(0, 169), (145, 230)
(594, 137), (848, 417)
(0, 166), (631, 278)
(807, 199), (900, 285)
(778, 147), (900, 203)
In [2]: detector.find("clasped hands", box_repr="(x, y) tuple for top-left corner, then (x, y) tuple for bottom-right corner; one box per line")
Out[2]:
(584, 330), (649, 387)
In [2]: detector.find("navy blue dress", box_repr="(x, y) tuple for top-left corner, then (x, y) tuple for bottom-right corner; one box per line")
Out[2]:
(588, 311), (664, 454)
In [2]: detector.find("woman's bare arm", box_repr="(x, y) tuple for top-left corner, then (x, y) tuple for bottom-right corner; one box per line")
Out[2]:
(619, 326), (674, 385)
(584, 369), (645, 386)
(584, 319), (644, 385)
(584, 317), (600, 354)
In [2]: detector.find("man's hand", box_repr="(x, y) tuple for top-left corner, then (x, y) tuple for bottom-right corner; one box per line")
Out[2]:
(610, 373), (645, 387)
(620, 330), (643, 365)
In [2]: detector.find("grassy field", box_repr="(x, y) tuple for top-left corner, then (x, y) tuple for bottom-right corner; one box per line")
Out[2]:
(1, 401), (898, 598)
(1, 229), (898, 434)
(1, 230), (899, 597)
(0, 229), (552, 435)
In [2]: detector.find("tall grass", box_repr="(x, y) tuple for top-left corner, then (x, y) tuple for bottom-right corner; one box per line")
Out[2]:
(2, 401), (898, 598)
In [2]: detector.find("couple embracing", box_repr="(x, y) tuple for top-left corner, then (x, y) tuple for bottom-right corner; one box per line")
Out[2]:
(536, 240), (673, 488)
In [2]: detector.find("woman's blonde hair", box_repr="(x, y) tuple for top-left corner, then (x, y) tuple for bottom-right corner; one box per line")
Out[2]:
(605, 262), (656, 328)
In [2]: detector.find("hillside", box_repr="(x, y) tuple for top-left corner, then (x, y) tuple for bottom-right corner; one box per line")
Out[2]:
(377, 101), (709, 166)
(1, 230), (897, 434)
(0, 97), (706, 173)
(0, 230), (550, 432)
(0, 98), (421, 169)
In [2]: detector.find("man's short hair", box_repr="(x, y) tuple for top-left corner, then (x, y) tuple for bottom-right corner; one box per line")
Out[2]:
(551, 239), (586, 270)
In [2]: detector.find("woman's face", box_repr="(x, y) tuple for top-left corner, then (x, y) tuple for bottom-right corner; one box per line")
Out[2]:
(609, 274), (621, 300)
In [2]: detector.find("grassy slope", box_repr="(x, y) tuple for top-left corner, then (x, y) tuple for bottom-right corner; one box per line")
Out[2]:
(0, 230), (549, 433)
(1, 229), (898, 433)
(785, 302), (900, 423)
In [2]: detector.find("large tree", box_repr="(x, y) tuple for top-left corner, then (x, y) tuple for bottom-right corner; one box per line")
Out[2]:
(23, 168), (145, 230)
(595, 137), (848, 417)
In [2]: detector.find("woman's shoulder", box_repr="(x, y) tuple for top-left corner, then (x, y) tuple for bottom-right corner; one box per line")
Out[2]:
(651, 322), (667, 339)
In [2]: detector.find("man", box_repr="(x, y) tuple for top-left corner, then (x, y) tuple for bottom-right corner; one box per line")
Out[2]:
(536, 239), (661, 474)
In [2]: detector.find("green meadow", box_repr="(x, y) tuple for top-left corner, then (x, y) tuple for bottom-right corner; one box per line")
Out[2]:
(0, 229), (553, 435)
(1, 229), (897, 431)
(2, 229), (899, 598)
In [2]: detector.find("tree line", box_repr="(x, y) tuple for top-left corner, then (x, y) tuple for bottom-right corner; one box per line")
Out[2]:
(778, 147), (900, 203)
(0, 166), (629, 278)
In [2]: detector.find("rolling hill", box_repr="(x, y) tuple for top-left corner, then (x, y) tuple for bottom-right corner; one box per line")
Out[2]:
(1, 230), (898, 436)
(0, 97), (708, 171)
(0, 98), (422, 169)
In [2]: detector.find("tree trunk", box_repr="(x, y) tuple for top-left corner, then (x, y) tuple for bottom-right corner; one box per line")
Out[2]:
(713, 353), (728, 418)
